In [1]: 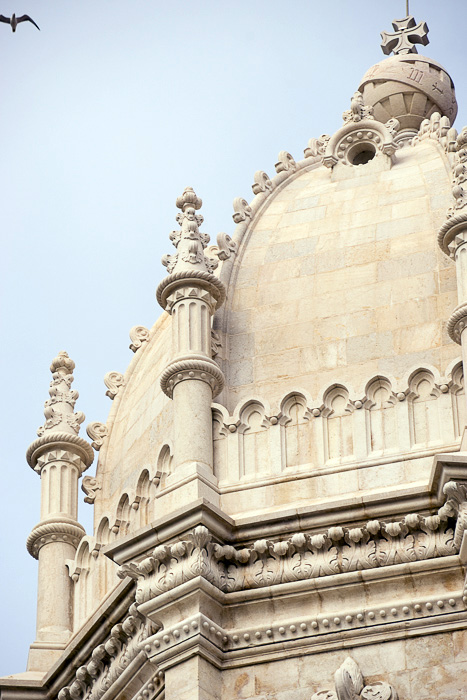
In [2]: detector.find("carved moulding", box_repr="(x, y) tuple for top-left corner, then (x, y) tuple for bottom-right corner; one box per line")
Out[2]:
(159, 358), (225, 399)
(57, 604), (160, 700)
(323, 119), (397, 168)
(129, 325), (151, 352)
(312, 656), (398, 700)
(118, 483), (464, 603)
(156, 269), (226, 312)
(27, 518), (86, 559)
(26, 440), (94, 475)
(447, 302), (467, 344)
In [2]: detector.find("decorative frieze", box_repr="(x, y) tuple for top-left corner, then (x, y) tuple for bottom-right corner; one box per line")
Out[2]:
(57, 605), (159, 700)
(118, 484), (463, 602)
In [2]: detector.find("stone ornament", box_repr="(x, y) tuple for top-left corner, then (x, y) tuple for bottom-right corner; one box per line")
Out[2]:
(312, 657), (398, 700)
(275, 150), (296, 173)
(161, 186), (217, 276)
(129, 325), (150, 352)
(81, 476), (101, 504)
(118, 483), (462, 602)
(412, 112), (457, 152)
(380, 15), (428, 56)
(86, 422), (108, 450)
(323, 92), (397, 168)
(209, 232), (237, 262)
(252, 170), (273, 194)
(304, 134), (330, 158)
(57, 605), (159, 700)
(36, 351), (85, 438)
(232, 197), (252, 223)
(27, 519), (86, 559)
(342, 92), (374, 123)
(104, 371), (124, 400)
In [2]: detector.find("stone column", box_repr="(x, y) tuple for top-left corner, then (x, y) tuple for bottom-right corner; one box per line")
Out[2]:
(439, 128), (467, 444)
(157, 188), (225, 503)
(26, 351), (93, 672)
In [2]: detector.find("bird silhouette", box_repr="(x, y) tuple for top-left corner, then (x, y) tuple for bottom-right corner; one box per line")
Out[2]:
(0, 13), (40, 32)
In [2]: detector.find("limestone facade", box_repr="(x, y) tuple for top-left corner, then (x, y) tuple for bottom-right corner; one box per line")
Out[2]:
(1, 14), (467, 700)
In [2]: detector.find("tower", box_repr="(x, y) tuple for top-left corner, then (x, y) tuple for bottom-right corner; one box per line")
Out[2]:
(1, 11), (467, 700)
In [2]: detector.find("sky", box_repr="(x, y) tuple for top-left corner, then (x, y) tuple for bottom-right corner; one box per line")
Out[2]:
(0, 0), (466, 677)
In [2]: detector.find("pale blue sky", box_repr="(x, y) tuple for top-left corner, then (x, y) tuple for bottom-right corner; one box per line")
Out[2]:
(1, 0), (465, 675)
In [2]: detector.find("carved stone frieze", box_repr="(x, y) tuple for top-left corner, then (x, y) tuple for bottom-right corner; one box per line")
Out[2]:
(82, 476), (101, 504)
(118, 488), (462, 603)
(129, 325), (151, 352)
(104, 371), (124, 400)
(275, 150), (296, 174)
(57, 605), (159, 700)
(312, 656), (398, 700)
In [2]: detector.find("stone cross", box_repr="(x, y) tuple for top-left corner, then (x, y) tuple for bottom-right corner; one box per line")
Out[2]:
(380, 16), (429, 55)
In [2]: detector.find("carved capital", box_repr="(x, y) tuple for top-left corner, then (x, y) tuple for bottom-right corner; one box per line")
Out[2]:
(438, 212), (467, 258)
(26, 433), (94, 473)
(27, 519), (86, 559)
(156, 270), (226, 312)
(447, 302), (467, 344)
(160, 358), (225, 399)
(164, 284), (218, 315)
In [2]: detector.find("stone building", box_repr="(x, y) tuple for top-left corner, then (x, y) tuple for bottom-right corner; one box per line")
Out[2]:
(1, 13), (467, 700)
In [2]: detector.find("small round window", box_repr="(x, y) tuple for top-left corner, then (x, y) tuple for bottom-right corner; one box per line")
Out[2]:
(347, 142), (376, 166)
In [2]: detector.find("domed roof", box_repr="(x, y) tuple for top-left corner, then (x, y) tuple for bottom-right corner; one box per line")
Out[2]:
(359, 53), (457, 130)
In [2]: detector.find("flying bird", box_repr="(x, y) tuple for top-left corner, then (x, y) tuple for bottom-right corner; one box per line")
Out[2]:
(0, 13), (40, 32)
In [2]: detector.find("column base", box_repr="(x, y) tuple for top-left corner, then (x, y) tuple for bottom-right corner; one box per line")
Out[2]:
(157, 462), (220, 513)
(26, 641), (67, 673)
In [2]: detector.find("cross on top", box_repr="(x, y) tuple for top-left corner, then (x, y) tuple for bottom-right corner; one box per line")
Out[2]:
(380, 16), (429, 56)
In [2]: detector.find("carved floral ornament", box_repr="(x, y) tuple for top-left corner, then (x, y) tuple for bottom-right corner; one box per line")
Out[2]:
(118, 481), (466, 603)
(312, 657), (398, 700)
(57, 605), (160, 700)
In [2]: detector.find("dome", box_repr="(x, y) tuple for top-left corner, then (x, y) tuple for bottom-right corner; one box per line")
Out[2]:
(359, 53), (457, 130)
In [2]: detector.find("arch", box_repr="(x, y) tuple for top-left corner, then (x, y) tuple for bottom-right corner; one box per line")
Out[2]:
(279, 392), (315, 470)
(407, 369), (441, 447)
(135, 469), (152, 527)
(450, 361), (465, 438)
(322, 385), (354, 462)
(364, 376), (397, 455)
(115, 494), (131, 536)
(238, 400), (270, 479)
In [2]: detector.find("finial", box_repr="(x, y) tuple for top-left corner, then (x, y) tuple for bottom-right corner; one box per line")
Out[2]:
(36, 351), (85, 437)
(161, 187), (218, 276)
(381, 16), (429, 56)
